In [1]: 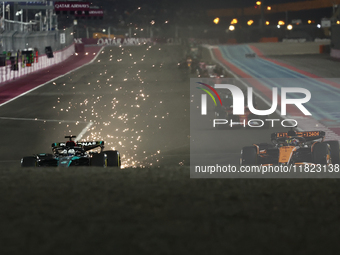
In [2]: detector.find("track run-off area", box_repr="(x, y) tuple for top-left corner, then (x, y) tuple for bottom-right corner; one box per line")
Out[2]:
(209, 43), (340, 141)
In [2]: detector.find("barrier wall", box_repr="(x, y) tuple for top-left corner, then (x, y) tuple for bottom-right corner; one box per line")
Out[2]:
(0, 27), (74, 55)
(259, 37), (279, 43)
(331, 25), (340, 50)
(0, 43), (75, 84)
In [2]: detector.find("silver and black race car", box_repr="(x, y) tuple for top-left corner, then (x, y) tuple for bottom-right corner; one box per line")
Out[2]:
(21, 135), (120, 168)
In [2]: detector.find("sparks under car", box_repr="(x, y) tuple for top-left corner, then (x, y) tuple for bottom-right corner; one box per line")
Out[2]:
(21, 135), (120, 168)
(240, 130), (340, 165)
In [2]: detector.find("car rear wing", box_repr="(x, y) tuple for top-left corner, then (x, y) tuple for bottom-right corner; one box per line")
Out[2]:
(77, 141), (104, 151)
(271, 131), (325, 142)
(52, 141), (105, 151)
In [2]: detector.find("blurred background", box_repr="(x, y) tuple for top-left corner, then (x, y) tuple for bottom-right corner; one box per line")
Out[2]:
(0, 0), (340, 51)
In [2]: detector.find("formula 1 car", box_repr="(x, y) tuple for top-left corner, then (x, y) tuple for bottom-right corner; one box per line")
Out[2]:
(178, 56), (200, 73)
(21, 135), (120, 168)
(197, 62), (226, 78)
(185, 43), (202, 59)
(240, 130), (340, 165)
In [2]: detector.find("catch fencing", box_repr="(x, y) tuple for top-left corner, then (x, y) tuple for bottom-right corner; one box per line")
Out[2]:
(0, 26), (74, 55)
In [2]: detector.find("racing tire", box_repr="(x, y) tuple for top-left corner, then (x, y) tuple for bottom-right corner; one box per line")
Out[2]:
(240, 146), (258, 165)
(103, 150), (120, 168)
(21, 156), (37, 167)
(91, 153), (107, 167)
(326, 141), (340, 164)
(38, 153), (54, 159)
(313, 142), (331, 164)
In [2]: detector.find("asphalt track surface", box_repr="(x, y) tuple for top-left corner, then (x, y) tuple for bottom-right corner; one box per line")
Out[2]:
(2, 43), (336, 168)
(0, 45), (191, 168)
(2, 44), (340, 254)
(0, 44), (289, 168)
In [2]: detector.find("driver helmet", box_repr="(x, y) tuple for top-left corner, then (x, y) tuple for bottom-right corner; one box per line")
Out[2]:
(287, 138), (299, 146)
(62, 149), (76, 156)
(67, 149), (76, 156)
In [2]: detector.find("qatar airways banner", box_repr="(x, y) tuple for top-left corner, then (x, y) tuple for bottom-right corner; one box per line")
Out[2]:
(75, 38), (152, 46)
(54, 2), (90, 11)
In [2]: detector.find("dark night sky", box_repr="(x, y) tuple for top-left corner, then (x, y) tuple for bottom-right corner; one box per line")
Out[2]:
(88, 0), (332, 21)
(87, 0), (333, 19)
(89, 0), (302, 11)
(77, 0), (333, 28)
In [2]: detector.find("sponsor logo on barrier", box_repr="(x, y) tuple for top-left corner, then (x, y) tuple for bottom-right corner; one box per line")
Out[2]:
(97, 38), (151, 46)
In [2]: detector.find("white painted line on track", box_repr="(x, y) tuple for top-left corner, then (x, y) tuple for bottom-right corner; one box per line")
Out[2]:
(0, 46), (105, 108)
(76, 121), (93, 142)
(0, 116), (88, 123)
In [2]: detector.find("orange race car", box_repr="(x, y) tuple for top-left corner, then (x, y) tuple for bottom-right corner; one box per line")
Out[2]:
(240, 130), (340, 166)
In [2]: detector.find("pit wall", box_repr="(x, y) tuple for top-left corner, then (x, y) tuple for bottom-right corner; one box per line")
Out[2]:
(0, 43), (75, 84)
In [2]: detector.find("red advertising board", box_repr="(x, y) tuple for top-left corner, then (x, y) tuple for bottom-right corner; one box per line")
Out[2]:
(54, 2), (90, 11)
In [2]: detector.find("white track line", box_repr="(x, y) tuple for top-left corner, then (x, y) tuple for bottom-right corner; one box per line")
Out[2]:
(0, 116), (88, 123)
(76, 121), (93, 142)
(0, 46), (105, 108)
